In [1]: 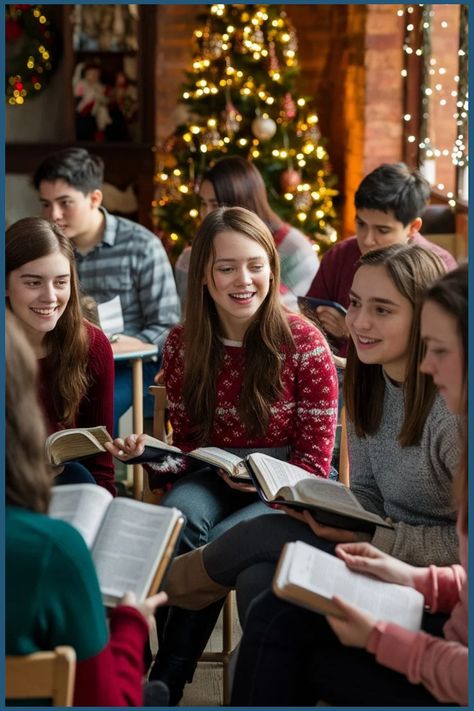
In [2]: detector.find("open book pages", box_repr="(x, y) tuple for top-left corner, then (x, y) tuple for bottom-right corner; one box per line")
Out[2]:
(273, 541), (424, 632)
(49, 484), (184, 606)
(247, 452), (392, 531)
(135, 437), (251, 481)
(45, 425), (113, 466)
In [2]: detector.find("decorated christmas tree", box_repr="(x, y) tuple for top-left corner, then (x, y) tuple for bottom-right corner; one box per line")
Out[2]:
(153, 3), (338, 262)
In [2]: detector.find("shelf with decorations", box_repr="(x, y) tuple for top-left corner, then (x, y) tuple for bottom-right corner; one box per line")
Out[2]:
(6, 3), (157, 229)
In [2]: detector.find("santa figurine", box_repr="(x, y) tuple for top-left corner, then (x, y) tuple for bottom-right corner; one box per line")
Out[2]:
(73, 60), (111, 141)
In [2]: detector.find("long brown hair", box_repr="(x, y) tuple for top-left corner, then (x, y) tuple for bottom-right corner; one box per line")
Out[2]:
(183, 206), (294, 443)
(6, 217), (89, 426)
(203, 156), (284, 234)
(6, 312), (51, 513)
(344, 244), (446, 446)
(422, 263), (468, 533)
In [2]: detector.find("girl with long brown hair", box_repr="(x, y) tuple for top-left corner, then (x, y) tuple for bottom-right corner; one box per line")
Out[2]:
(109, 205), (338, 702)
(6, 217), (115, 494)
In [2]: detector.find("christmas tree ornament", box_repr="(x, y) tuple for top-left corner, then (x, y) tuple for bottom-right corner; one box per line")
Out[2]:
(208, 33), (224, 58)
(268, 40), (280, 75)
(281, 92), (296, 120)
(202, 128), (221, 148)
(222, 97), (241, 135)
(294, 189), (312, 211)
(280, 167), (302, 193)
(251, 114), (277, 140)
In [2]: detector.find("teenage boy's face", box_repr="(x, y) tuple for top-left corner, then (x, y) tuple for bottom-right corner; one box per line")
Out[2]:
(38, 179), (100, 241)
(355, 208), (420, 255)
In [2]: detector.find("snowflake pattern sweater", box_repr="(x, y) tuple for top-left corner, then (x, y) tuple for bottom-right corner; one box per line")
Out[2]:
(163, 315), (338, 477)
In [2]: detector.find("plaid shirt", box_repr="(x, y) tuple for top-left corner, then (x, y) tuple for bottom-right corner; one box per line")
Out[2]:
(74, 209), (180, 348)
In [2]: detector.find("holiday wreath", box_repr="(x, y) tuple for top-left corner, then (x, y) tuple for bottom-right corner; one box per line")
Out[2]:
(6, 4), (59, 104)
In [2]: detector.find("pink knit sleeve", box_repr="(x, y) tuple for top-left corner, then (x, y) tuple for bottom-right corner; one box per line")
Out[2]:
(367, 619), (467, 706)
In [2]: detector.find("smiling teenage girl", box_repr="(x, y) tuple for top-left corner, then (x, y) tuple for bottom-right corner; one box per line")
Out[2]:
(6, 217), (116, 494)
(160, 245), (462, 701)
(108, 206), (338, 702)
(225, 263), (468, 707)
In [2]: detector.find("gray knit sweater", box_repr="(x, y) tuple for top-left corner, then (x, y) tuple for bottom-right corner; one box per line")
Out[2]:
(349, 375), (461, 567)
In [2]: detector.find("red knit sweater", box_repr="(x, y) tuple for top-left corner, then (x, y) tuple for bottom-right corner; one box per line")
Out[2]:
(163, 315), (338, 477)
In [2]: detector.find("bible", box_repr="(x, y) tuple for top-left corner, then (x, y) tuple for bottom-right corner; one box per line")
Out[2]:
(48, 484), (184, 606)
(45, 425), (112, 466)
(273, 541), (424, 631)
(125, 435), (252, 484)
(246, 452), (393, 533)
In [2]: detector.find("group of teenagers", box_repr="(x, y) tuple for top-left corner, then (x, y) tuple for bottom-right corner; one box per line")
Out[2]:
(6, 154), (467, 707)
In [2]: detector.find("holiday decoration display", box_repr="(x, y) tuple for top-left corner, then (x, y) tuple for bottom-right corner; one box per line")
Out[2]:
(153, 4), (338, 261)
(6, 4), (59, 104)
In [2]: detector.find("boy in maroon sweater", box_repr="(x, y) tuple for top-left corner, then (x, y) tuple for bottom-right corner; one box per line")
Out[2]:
(306, 162), (457, 355)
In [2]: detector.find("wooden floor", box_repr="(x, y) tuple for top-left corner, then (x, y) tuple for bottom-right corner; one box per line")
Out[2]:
(150, 600), (242, 707)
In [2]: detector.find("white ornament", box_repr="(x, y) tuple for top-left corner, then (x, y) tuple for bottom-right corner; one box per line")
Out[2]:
(251, 115), (277, 141)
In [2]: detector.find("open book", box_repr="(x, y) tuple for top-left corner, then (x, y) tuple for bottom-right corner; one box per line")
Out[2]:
(49, 484), (184, 606)
(126, 435), (251, 484)
(273, 541), (424, 632)
(246, 452), (393, 533)
(45, 426), (112, 466)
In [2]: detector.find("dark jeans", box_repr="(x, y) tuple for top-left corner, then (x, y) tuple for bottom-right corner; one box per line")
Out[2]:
(114, 360), (160, 436)
(231, 588), (450, 706)
(54, 461), (96, 486)
(202, 512), (335, 622)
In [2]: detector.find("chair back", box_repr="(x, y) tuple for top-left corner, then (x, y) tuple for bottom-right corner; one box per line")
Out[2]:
(6, 646), (76, 706)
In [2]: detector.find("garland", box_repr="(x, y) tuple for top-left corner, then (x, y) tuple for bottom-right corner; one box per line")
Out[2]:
(6, 4), (58, 104)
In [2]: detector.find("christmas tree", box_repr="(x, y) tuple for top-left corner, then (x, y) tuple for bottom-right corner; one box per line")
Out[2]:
(153, 3), (338, 262)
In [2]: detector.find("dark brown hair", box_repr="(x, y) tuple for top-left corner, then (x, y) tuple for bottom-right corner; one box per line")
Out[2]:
(6, 217), (89, 425)
(183, 206), (293, 442)
(344, 243), (446, 446)
(422, 263), (468, 533)
(203, 156), (283, 234)
(6, 312), (51, 513)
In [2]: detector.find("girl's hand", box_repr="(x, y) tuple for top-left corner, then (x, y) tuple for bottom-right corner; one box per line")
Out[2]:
(217, 469), (257, 493)
(316, 306), (348, 339)
(278, 507), (369, 542)
(335, 542), (418, 587)
(120, 591), (168, 630)
(105, 433), (147, 461)
(327, 595), (376, 648)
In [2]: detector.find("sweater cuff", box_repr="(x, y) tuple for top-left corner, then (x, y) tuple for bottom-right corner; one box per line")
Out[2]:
(367, 620), (419, 676)
(109, 604), (149, 639)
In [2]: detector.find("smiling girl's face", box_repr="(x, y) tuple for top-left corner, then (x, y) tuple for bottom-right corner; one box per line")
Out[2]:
(345, 264), (413, 382)
(6, 252), (71, 351)
(204, 229), (272, 341)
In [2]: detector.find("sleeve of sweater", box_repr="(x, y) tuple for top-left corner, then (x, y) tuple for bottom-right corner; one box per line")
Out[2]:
(162, 326), (195, 451)
(277, 226), (319, 296)
(305, 246), (334, 299)
(77, 324), (117, 496)
(287, 319), (338, 476)
(73, 606), (148, 707)
(366, 615), (467, 705)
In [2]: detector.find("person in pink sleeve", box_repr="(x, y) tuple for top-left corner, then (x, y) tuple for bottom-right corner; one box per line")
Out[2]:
(228, 263), (467, 706)
(6, 217), (116, 495)
(306, 162), (457, 356)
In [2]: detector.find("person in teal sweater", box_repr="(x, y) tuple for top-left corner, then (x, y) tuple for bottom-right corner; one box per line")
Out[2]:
(5, 311), (167, 707)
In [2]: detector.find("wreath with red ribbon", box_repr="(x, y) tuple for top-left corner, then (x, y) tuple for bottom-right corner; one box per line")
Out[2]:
(6, 4), (59, 104)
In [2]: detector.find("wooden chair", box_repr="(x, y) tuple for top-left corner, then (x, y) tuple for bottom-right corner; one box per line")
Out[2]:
(147, 385), (236, 704)
(6, 646), (76, 706)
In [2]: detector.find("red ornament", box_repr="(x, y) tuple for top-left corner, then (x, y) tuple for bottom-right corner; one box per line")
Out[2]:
(280, 168), (301, 193)
(6, 18), (24, 42)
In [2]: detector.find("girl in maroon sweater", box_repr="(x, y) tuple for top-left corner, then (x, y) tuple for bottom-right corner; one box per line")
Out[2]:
(6, 217), (116, 495)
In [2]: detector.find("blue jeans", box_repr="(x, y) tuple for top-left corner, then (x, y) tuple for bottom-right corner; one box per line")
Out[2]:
(54, 461), (96, 486)
(160, 467), (280, 554)
(114, 360), (160, 436)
